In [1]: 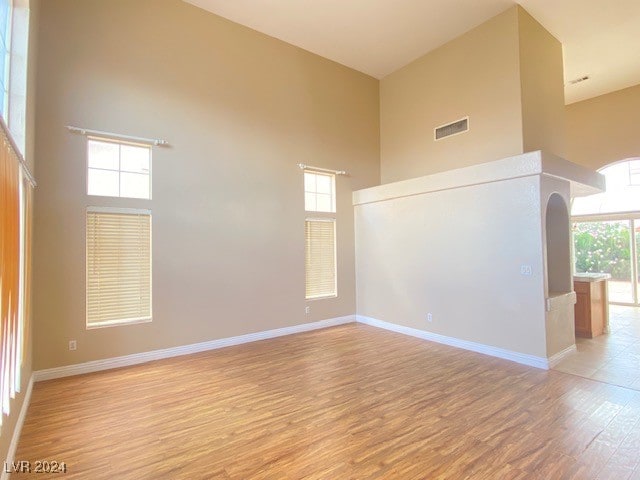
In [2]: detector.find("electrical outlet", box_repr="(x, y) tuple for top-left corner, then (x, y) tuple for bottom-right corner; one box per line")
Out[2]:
(305, 306), (310, 315)
(68, 340), (77, 351)
(427, 313), (433, 322)
(520, 265), (532, 276)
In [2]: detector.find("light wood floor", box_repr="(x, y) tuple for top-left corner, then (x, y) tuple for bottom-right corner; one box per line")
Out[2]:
(15, 324), (640, 479)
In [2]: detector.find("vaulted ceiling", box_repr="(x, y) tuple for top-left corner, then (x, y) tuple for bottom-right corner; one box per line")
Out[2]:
(185, 0), (640, 104)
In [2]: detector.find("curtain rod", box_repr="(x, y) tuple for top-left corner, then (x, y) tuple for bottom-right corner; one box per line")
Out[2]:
(66, 126), (170, 147)
(297, 163), (347, 175)
(0, 116), (36, 187)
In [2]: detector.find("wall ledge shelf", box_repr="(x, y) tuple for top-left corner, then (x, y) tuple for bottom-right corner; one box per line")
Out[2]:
(353, 150), (605, 206)
(546, 292), (577, 312)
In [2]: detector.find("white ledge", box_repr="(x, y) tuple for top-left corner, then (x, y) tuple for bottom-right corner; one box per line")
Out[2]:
(353, 151), (605, 206)
(546, 292), (577, 312)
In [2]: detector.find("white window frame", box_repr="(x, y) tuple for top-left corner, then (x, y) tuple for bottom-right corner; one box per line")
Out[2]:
(628, 160), (640, 186)
(303, 168), (338, 300)
(86, 136), (152, 200)
(0, 0), (13, 122)
(304, 170), (336, 213)
(0, 0), (29, 155)
(85, 206), (153, 329)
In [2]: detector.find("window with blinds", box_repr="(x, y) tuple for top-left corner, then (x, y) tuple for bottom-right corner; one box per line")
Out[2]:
(305, 219), (336, 299)
(86, 208), (152, 328)
(0, 124), (31, 425)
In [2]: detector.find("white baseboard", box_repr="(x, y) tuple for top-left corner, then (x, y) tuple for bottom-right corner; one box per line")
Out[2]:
(547, 344), (577, 368)
(356, 315), (551, 369)
(33, 312), (561, 383)
(34, 315), (356, 382)
(2, 374), (34, 480)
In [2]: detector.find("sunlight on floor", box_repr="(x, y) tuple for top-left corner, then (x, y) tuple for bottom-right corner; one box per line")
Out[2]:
(554, 305), (640, 390)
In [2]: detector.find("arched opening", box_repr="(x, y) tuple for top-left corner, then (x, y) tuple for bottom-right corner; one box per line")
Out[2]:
(573, 158), (640, 216)
(546, 193), (571, 295)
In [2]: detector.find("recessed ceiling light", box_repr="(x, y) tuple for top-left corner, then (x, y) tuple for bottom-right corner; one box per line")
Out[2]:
(567, 75), (590, 85)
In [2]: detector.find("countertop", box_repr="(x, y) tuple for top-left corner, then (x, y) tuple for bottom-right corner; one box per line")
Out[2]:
(573, 273), (611, 283)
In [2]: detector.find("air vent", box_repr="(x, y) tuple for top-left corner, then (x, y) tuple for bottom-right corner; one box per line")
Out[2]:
(435, 117), (469, 140)
(568, 75), (590, 85)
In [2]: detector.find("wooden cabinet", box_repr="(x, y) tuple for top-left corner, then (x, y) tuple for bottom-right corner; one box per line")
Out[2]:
(573, 278), (608, 338)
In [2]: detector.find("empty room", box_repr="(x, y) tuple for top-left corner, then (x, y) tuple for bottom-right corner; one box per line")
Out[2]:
(1, 0), (640, 478)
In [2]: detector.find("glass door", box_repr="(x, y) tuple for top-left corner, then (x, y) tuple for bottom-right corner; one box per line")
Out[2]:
(573, 220), (635, 304)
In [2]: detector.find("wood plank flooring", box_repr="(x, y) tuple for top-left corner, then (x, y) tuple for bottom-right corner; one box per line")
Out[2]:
(14, 324), (640, 479)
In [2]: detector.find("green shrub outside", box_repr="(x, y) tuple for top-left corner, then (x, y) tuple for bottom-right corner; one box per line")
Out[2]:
(573, 222), (634, 280)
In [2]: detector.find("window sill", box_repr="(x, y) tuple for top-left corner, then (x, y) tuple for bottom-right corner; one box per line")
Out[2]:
(86, 317), (152, 330)
(305, 295), (337, 301)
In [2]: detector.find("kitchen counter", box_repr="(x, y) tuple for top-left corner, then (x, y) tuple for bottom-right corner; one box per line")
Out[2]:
(573, 273), (611, 283)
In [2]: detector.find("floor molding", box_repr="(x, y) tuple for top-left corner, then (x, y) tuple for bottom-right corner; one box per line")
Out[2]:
(34, 315), (356, 382)
(2, 374), (34, 480)
(33, 313), (561, 383)
(356, 315), (551, 369)
(547, 344), (578, 368)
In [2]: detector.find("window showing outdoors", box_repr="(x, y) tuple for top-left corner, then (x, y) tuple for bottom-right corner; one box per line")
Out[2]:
(573, 220), (633, 304)
(304, 171), (335, 213)
(572, 159), (640, 306)
(0, 0), (11, 120)
(629, 160), (640, 186)
(572, 159), (640, 216)
(0, 0), (29, 154)
(87, 138), (151, 199)
(303, 169), (337, 299)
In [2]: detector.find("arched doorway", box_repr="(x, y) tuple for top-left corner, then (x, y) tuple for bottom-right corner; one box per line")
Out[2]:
(572, 158), (640, 305)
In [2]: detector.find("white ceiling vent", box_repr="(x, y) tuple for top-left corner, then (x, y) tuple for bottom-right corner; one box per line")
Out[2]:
(434, 117), (469, 141)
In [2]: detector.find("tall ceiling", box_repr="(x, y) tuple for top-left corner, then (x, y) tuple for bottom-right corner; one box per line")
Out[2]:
(184, 0), (640, 104)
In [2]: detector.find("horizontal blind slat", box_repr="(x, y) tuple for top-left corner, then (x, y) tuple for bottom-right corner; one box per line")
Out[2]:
(87, 211), (152, 325)
(305, 219), (336, 298)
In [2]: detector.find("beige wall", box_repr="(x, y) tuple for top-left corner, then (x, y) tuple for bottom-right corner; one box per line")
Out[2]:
(29, 0), (634, 374)
(0, 0), (38, 464)
(23, 0), (37, 173)
(380, 7), (523, 183)
(32, 0), (379, 370)
(567, 84), (640, 171)
(380, 6), (566, 184)
(354, 151), (598, 360)
(355, 167), (547, 358)
(518, 8), (566, 159)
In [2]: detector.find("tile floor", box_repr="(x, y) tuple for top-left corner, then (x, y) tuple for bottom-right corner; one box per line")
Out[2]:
(554, 305), (640, 390)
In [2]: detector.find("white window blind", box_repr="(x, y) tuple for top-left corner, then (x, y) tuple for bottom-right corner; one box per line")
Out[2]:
(305, 219), (336, 299)
(86, 209), (152, 328)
